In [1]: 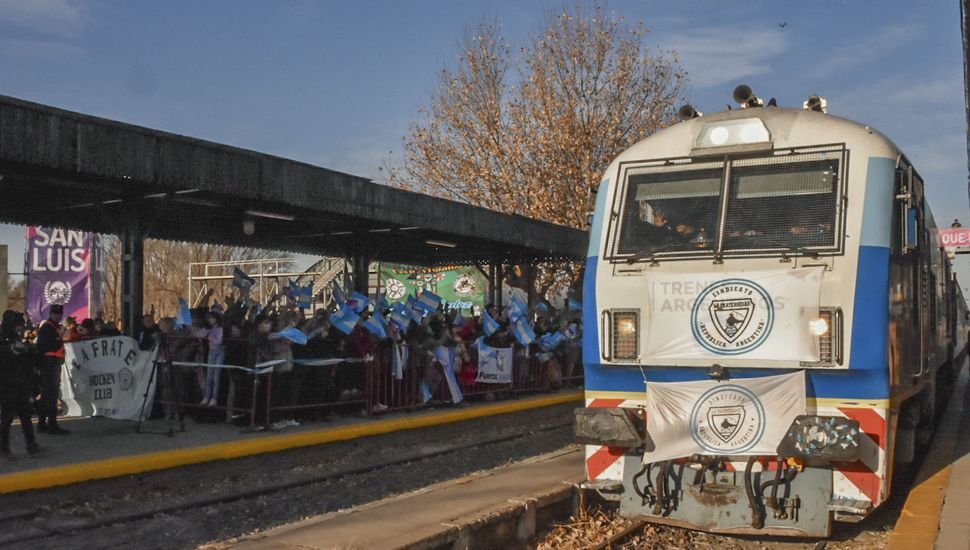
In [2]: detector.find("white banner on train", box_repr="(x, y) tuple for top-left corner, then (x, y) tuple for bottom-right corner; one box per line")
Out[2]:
(643, 371), (806, 464)
(61, 336), (158, 421)
(642, 267), (823, 361)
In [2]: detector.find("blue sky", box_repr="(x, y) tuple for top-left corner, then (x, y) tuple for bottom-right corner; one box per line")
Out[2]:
(0, 0), (966, 276)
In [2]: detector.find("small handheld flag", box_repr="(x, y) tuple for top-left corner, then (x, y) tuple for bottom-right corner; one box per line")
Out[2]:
(482, 309), (500, 336)
(330, 304), (360, 335)
(348, 291), (371, 313)
(363, 315), (387, 339)
(568, 297), (583, 312)
(176, 298), (192, 328)
(505, 295), (528, 321)
(512, 316), (536, 346)
(538, 331), (565, 351)
(331, 281), (347, 305)
(405, 296), (424, 323)
(416, 289), (443, 312)
(274, 326), (308, 345)
(390, 303), (410, 332)
(232, 267), (255, 290)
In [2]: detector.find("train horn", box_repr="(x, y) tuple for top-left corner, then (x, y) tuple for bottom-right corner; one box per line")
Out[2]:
(732, 84), (763, 108)
(803, 94), (828, 113)
(678, 104), (703, 120)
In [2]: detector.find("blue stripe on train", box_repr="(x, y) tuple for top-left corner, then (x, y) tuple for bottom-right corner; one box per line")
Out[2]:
(583, 245), (891, 399)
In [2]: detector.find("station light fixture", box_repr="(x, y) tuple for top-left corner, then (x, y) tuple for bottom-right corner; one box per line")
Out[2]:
(425, 239), (457, 248)
(242, 218), (255, 236)
(245, 209), (296, 221)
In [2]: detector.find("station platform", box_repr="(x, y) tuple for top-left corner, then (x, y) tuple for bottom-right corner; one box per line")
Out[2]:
(227, 447), (583, 549)
(887, 365), (970, 550)
(0, 390), (582, 495)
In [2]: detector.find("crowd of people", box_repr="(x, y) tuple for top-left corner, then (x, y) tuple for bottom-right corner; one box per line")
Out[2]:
(0, 284), (583, 454)
(149, 285), (583, 427)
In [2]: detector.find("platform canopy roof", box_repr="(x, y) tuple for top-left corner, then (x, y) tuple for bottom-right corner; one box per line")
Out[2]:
(0, 95), (587, 265)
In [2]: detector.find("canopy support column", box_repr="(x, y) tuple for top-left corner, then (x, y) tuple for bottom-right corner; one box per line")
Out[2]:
(120, 222), (146, 338)
(351, 253), (371, 295)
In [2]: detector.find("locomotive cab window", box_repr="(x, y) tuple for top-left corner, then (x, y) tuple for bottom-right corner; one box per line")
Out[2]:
(609, 146), (845, 261)
(615, 165), (723, 256)
(722, 158), (840, 252)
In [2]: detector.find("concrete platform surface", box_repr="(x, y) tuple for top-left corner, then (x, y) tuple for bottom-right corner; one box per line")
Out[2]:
(229, 447), (584, 550)
(0, 391), (581, 494)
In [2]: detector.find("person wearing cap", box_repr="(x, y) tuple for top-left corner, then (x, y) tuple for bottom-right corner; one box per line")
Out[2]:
(35, 304), (69, 435)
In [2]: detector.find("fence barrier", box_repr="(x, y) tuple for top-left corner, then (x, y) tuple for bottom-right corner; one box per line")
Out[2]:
(152, 334), (584, 429)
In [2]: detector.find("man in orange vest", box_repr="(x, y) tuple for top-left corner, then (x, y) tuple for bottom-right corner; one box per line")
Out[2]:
(35, 304), (69, 435)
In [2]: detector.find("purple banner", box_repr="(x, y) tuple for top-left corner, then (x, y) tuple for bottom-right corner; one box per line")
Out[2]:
(26, 227), (92, 323)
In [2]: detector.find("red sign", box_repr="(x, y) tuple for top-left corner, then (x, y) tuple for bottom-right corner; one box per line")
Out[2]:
(939, 228), (970, 250)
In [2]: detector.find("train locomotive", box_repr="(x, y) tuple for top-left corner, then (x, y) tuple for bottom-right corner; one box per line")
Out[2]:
(575, 85), (970, 536)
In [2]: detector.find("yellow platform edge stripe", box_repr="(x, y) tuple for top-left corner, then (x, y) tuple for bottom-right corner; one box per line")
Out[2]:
(0, 391), (582, 495)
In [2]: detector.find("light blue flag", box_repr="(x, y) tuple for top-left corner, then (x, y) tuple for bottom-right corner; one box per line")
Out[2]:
(274, 326), (308, 345)
(176, 298), (192, 328)
(284, 279), (297, 302)
(506, 295), (528, 321)
(332, 281), (347, 305)
(390, 303), (410, 332)
(330, 304), (360, 335)
(481, 309), (500, 336)
(512, 316), (536, 346)
(232, 267), (255, 290)
(416, 290), (443, 312)
(539, 331), (566, 351)
(454, 310), (466, 327)
(568, 297), (583, 312)
(363, 315), (387, 339)
(297, 283), (313, 309)
(376, 294), (390, 312)
(348, 291), (371, 313)
(404, 296), (424, 323)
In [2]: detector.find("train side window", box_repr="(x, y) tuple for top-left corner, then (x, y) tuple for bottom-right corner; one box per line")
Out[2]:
(896, 165), (920, 254)
(906, 207), (918, 250)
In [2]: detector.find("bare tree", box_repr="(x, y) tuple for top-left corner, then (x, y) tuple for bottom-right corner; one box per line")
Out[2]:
(387, 5), (685, 298)
(101, 237), (287, 320)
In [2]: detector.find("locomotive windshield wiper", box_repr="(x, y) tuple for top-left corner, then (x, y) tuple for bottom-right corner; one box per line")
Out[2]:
(626, 242), (683, 264)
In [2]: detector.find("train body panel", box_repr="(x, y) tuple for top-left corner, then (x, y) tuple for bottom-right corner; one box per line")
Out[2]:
(578, 102), (969, 536)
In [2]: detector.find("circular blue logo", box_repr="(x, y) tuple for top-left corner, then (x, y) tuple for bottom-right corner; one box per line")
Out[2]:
(689, 384), (766, 453)
(690, 278), (774, 355)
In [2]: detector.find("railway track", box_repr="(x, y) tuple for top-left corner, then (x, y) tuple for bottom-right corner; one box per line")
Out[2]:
(0, 402), (576, 550)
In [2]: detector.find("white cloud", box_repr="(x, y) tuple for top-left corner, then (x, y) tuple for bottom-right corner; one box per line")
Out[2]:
(659, 27), (788, 88)
(0, 0), (86, 35)
(807, 22), (921, 79)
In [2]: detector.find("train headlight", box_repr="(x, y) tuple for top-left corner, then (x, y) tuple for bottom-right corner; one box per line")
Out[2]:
(611, 310), (639, 360)
(808, 318), (830, 336)
(776, 415), (861, 463)
(695, 117), (770, 149)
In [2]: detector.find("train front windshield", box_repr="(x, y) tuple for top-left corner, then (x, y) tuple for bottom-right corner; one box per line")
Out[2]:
(614, 149), (843, 258)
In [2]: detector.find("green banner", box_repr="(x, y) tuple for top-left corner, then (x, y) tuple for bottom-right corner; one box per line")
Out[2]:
(379, 263), (485, 313)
